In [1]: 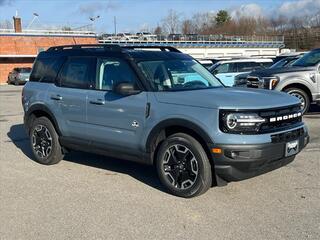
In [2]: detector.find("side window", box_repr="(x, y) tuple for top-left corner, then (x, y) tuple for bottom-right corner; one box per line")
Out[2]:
(30, 57), (65, 83)
(95, 58), (138, 91)
(236, 62), (258, 72)
(260, 62), (273, 68)
(215, 63), (230, 74)
(60, 57), (95, 89)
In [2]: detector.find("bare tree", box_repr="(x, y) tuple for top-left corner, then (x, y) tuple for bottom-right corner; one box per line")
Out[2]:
(181, 19), (195, 34)
(161, 9), (181, 34)
(0, 19), (12, 29)
(154, 25), (162, 35)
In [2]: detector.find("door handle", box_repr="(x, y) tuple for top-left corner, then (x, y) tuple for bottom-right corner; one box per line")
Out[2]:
(50, 94), (62, 100)
(225, 75), (233, 77)
(89, 99), (105, 105)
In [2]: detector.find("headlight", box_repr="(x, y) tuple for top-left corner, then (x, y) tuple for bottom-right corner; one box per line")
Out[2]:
(220, 112), (266, 133)
(263, 77), (279, 89)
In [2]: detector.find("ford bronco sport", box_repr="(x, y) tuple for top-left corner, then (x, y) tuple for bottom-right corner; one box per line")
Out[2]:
(246, 48), (320, 114)
(22, 44), (309, 198)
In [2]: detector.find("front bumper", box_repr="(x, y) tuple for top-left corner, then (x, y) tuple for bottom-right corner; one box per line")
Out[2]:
(212, 131), (309, 182)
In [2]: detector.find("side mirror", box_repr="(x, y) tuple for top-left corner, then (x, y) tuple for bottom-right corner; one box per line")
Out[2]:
(212, 70), (218, 75)
(114, 82), (141, 96)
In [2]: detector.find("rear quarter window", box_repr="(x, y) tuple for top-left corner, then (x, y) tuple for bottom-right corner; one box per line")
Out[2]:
(30, 57), (65, 83)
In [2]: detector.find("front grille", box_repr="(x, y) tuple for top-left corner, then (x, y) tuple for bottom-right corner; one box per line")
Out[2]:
(247, 76), (261, 88)
(259, 104), (302, 133)
(271, 128), (304, 143)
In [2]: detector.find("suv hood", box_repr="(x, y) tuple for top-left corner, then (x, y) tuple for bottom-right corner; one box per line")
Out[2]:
(154, 87), (300, 110)
(250, 66), (314, 77)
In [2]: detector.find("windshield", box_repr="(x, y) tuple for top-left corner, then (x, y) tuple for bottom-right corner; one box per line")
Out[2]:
(138, 59), (223, 91)
(270, 57), (297, 69)
(292, 50), (320, 67)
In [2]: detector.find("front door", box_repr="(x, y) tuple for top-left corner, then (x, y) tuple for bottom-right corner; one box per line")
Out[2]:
(86, 58), (147, 155)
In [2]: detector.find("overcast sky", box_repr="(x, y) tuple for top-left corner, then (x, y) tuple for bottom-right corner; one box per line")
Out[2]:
(0, 0), (320, 33)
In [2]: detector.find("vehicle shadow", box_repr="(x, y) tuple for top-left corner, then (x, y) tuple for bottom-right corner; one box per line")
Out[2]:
(305, 104), (320, 117)
(7, 124), (164, 193)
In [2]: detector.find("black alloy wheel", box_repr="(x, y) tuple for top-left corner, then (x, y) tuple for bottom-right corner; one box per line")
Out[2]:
(156, 133), (212, 198)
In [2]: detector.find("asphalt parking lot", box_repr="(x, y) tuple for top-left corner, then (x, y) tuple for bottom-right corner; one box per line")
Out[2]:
(0, 85), (319, 240)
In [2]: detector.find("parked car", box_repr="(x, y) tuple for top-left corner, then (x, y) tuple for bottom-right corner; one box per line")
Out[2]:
(136, 32), (157, 41)
(234, 54), (305, 87)
(23, 44), (309, 198)
(209, 59), (273, 86)
(246, 48), (320, 114)
(8, 67), (32, 85)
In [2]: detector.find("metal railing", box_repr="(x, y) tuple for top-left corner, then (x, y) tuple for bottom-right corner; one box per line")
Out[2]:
(0, 28), (96, 36)
(100, 34), (284, 43)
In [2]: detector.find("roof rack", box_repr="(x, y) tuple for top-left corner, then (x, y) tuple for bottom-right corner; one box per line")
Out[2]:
(46, 44), (181, 53)
(122, 45), (181, 53)
(47, 44), (122, 52)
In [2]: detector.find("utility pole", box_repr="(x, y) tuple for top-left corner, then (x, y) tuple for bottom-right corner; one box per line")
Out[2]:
(114, 16), (117, 35)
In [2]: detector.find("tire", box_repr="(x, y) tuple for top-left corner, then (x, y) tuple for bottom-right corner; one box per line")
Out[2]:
(156, 133), (212, 198)
(29, 116), (64, 165)
(14, 79), (19, 86)
(284, 88), (310, 114)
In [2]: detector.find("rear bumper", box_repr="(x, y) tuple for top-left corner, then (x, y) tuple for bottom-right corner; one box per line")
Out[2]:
(212, 133), (309, 182)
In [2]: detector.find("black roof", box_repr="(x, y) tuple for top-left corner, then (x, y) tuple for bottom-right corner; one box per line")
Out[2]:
(39, 44), (191, 61)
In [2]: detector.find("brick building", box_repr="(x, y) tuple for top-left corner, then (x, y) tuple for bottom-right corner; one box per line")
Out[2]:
(0, 17), (97, 84)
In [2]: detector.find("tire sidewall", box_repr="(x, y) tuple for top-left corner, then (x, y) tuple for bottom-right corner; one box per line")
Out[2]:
(156, 134), (210, 197)
(286, 88), (310, 114)
(30, 117), (61, 165)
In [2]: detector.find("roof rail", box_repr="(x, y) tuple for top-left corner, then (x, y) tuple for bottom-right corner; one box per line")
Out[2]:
(122, 45), (181, 53)
(47, 44), (122, 52)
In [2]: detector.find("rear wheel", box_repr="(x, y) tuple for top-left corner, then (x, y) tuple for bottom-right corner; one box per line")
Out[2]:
(30, 117), (64, 165)
(285, 88), (310, 114)
(14, 78), (19, 86)
(156, 133), (212, 198)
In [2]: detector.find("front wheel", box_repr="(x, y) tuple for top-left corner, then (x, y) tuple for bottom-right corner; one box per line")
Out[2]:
(285, 88), (310, 114)
(156, 133), (212, 198)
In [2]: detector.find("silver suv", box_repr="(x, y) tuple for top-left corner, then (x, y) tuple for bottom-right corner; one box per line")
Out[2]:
(246, 48), (320, 113)
(22, 44), (309, 198)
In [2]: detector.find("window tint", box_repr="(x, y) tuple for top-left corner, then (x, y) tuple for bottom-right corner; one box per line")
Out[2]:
(96, 58), (138, 91)
(260, 62), (273, 68)
(60, 57), (95, 89)
(215, 63), (235, 73)
(293, 49), (320, 67)
(30, 57), (65, 83)
(236, 62), (260, 72)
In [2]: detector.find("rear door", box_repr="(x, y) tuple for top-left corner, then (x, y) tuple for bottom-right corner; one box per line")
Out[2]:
(48, 56), (96, 139)
(86, 57), (147, 155)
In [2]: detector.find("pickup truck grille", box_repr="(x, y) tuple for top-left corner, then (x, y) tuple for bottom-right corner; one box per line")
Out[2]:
(259, 104), (302, 133)
(246, 76), (261, 88)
